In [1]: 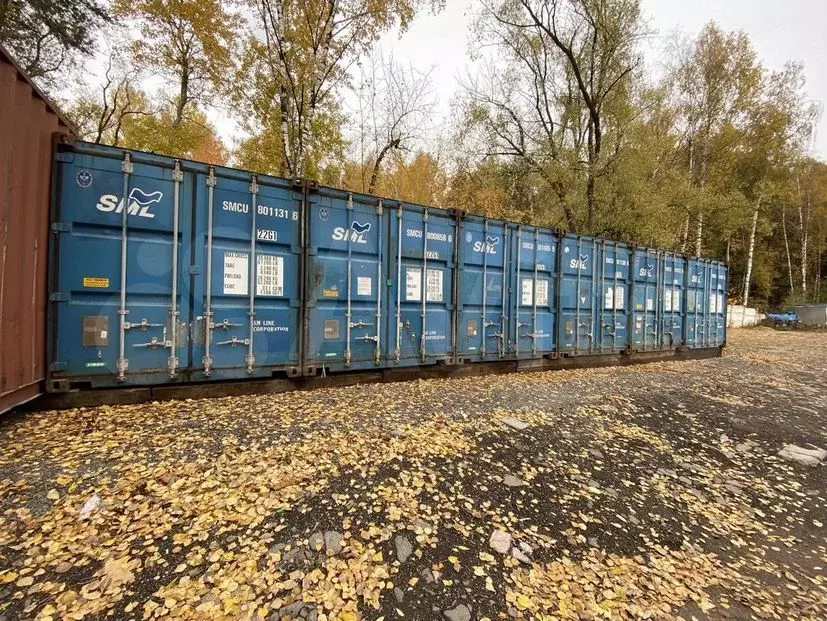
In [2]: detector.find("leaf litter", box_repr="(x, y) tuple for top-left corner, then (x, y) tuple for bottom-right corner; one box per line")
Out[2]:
(0, 327), (825, 619)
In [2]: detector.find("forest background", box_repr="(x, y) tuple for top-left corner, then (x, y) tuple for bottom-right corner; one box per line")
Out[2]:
(2, 0), (825, 309)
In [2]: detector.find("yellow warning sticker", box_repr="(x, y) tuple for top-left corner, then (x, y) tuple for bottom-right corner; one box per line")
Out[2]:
(323, 289), (339, 298)
(83, 277), (110, 288)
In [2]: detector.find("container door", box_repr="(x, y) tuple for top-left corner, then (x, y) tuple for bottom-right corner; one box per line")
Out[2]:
(686, 259), (706, 348)
(456, 218), (508, 360)
(509, 226), (557, 358)
(661, 254), (685, 348)
(558, 235), (598, 354)
(388, 205), (456, 366)
(596, 242), (630, 352)
(305, 190), (385, 372)
(192, 170), (302, 379)
(715, 263), (728, 345)
(631, 249), (666, 350)
(51, 147), (192, 385)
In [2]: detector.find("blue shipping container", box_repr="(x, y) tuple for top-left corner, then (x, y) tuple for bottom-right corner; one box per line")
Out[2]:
(47, 141), (728, 390)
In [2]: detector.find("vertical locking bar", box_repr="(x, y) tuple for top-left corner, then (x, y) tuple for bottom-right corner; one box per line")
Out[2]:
(575, 236), (582, 354)
(589, 238), (597, 353)
(704, 259), (711, 348)
(246, 175), (258, 373)
(670, 253), (677, 346)
(612, 245), (619, 351)
(656, 250), (663, 349)
(599, 240), (606, 353)
(374, 198), (383, 364)
(203, 167), (216, 375)
(532, 228), (538, 356)
(394, 203), (403, 362)
(514, 226), (522, 356)
(116, 152), (133, 381)
(420, 208), (429, 361)
(499, 226), (508, 358)
(168, 160), (182, 377)
(481, 219), (489, 358)
(345, 193), (354, 367)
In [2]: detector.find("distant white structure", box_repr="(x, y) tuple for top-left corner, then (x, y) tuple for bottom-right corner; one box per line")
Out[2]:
(794, 304), (827, 327)
(727, 305), (759, 328)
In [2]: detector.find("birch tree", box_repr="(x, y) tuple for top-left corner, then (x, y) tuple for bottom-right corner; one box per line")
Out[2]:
(235, 0), (442, 178)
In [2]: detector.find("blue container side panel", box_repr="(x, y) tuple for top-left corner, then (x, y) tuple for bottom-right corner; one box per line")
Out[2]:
(306, 189), (386, 372)
(594, 242), (630, 353)
(456, 218), (509, 360)
(510, 227), (557, 358)
(559, 235), (599, 354)
(52, 147), (192, 384)
(388, 206), (456, 366)
(191, 170), (301, 379)
(661, 253), (685, 348)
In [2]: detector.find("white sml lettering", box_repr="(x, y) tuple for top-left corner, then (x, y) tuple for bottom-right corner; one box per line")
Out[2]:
(96, 194), (157, 219)
(332, 227), (367, 244)
(472, 241), (497, 254)
(569, 257), (589, 269)
(223, 200), (249, 213)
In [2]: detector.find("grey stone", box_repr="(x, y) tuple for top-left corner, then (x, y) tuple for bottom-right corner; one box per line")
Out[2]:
(306, 612), (317, 621)
(503, 475), (526, 488)
(778, 444), (826, 466)
(283, 547), (308, 564)
(628, 515), (641, 526)
(308, 532), (325, 552)
(323, 531), (344, 555)
(278, 601), (304, 619)
(588, 449), (604, 459)
(421, 568), (436, 584)
(518, 542), (533, 556)
(501, 417), (530, 431)
(394, 587), (405, 603)
(444, 603), (471, 621)
(511, 547), (531, 565)
(395, 535), (413, 563)
(588, 537), (599, 547)
(688, 488), (708, 502)
(79, 494), (101, 519)
(489, 530), (512, 554)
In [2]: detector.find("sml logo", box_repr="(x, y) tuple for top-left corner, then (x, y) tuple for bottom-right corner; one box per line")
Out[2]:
(96, 188), (163, 219)
(472, 235), (499, 254)
(569, 254), (589, 270)
(639, 264), (654, 278)
(332, 221), (371, 244)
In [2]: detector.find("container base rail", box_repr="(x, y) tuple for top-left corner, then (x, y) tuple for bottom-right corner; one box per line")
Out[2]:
(25, 345), (723, 412)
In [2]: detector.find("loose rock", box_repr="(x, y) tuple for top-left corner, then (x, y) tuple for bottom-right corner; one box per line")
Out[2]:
(489, 530), (511, 554)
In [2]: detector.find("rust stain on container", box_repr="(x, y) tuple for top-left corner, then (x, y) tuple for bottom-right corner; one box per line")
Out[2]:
(0, 43), (73, 413)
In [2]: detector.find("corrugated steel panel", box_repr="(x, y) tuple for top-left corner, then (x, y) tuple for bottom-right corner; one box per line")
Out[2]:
(49, 142), (303, 387)
(0, 44), (73, 413)
(455, 215), (509, 360)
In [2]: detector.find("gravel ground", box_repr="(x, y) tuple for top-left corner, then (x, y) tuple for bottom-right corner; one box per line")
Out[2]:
(0, 328), (825, 621)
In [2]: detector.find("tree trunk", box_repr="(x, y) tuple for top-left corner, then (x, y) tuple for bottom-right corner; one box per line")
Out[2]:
(781, 203), (795, 297)
(726, 238), (730, 266)
(695, 212), (703, 258)
(368, 138), (400, 194)
(680, 216), (689, 253)
(742, 201), (759, 307)
(586, 122), (597, 231)
(279, 85), (292, 177)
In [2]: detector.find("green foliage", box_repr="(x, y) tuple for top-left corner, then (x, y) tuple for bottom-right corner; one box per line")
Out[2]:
(0, 0), (109, 83)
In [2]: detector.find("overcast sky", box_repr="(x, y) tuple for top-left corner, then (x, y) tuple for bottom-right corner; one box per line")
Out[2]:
(341, 0), (827, 159)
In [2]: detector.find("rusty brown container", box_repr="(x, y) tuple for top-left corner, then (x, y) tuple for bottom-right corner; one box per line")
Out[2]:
(0, 44), (74, 413)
